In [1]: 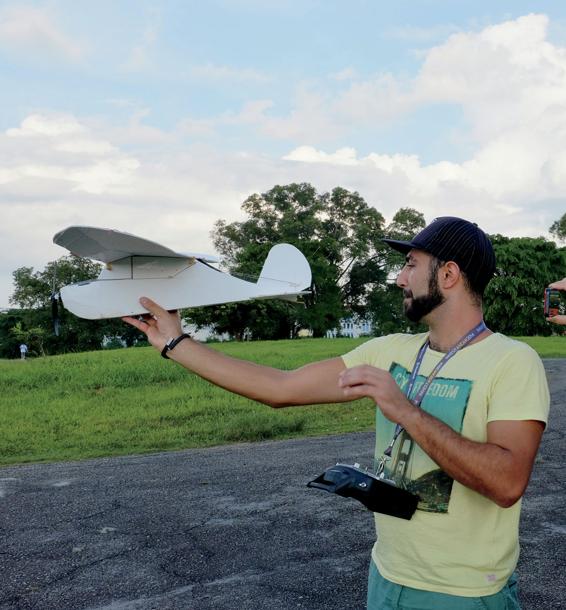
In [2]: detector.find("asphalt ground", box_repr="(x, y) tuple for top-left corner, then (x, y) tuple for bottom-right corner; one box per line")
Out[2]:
(0, 359), (564, 610)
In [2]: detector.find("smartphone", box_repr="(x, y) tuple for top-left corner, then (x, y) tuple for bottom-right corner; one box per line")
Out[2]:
(544, 288), (560, 317)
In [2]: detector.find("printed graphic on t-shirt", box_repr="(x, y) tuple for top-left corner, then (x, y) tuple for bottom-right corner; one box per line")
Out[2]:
(376, 362), (473, 513)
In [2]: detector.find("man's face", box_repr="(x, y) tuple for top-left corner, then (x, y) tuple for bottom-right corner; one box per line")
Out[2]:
(396, 250), (445, 322)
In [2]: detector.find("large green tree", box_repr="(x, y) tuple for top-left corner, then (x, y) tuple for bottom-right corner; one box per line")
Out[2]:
(484, 235), (566, 335)
(10, 256), (102, 309)
(186, 183), (388, 338)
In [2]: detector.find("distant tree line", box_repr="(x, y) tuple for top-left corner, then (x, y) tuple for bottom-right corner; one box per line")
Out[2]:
(2, 185), (565, 357)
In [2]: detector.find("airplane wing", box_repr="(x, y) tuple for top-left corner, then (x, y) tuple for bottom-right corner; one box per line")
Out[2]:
(53, 226), (220, 264)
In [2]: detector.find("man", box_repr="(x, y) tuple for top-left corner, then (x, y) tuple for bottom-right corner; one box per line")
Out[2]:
(547, 277), (566, 326)
(124, 217), (549, 610)
(19, 343), (28, 360)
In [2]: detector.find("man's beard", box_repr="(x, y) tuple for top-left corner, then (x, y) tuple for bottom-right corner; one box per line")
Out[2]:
(403, 269), (445, 323)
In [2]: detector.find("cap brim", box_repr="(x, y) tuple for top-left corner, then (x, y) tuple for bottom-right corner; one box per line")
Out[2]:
(382, 238), (416, 254)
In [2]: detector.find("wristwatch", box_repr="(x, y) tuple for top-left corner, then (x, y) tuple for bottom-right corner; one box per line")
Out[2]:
(161, 333), (191, 359)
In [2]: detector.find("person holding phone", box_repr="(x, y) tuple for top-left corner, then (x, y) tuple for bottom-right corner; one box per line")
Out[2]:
(547, 278), (566, 325)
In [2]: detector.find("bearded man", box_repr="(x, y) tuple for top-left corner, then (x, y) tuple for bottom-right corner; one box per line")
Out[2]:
(125, 217), (549, 610)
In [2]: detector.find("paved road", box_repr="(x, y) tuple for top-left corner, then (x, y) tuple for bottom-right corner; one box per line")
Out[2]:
(1, 360), (564, 610)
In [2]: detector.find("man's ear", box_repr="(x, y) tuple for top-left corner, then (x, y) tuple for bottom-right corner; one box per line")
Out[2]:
(439, 261), (461, 289)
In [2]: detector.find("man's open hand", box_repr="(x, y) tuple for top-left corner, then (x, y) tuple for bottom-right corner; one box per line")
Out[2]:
(122, 297), (184, 351)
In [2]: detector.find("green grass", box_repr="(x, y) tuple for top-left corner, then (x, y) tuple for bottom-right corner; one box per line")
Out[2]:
(0, 338), (372, 466)
(1, 336), (563, 466)
(512, 336), (566, 358)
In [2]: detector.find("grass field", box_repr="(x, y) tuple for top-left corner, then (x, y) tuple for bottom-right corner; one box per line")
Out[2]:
(2, 335), (564, 466)
(511, 336), (566, 358)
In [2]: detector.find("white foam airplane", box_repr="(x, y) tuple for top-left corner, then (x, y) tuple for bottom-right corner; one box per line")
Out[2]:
(53, 226), (312, 320)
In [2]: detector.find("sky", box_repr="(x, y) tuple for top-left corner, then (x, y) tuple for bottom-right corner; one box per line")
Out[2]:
(1, 0), (566, 307)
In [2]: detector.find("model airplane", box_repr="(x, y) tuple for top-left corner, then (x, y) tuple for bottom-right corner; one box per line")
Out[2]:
(53, 226), (312, 319)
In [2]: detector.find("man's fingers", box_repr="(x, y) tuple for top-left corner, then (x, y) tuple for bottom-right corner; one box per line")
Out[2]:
(548, 315), (566, 326)
(122, 316), (147, 332)
(139, 313), (158, 325)
(339, 365), (379, 388)
(139, 297), (168, 318)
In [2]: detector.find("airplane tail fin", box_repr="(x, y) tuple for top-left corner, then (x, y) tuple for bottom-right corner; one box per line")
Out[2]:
(256, 244), (312, 294)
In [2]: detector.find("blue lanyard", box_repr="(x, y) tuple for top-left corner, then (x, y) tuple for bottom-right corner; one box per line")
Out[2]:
(379, 321), (487, 464)
(405, 320), (487, 407)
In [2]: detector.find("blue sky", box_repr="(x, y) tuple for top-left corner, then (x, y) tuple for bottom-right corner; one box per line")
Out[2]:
(1, 1), (566, 306)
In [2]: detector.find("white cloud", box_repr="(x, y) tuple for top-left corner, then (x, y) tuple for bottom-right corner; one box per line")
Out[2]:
(413, 14), (566, 140)
(232, 13), (566, 152)
(280, 14), (566, 237)
(2, 114), (134, 193)
(284, 146), (359, 166)
(0, 5), (84, 61)
(7, 114), (86, 137)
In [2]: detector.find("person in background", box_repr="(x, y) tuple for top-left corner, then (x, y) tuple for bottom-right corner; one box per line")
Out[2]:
(19, 343), (28, 360)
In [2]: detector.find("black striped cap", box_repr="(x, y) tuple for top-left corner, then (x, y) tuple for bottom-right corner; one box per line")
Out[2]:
(383, 216), (496, 292)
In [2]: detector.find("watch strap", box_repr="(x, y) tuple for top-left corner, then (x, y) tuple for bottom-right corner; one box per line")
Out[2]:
(161, 333), (191, 359)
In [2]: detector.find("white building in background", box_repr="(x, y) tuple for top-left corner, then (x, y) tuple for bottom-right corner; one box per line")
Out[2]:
(326, 317), (373, 338)
(182, 323), (230, 342)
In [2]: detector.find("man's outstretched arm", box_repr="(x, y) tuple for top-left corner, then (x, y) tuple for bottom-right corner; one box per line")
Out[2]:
(123, 297), (350, 408)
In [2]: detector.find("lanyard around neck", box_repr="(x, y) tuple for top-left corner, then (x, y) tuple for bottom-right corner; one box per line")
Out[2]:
(405, 320), (487, 407)
(379, 320), (487, 466)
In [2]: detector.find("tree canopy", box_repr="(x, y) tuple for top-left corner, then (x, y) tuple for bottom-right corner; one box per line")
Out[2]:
(10, 256), (102, 309)
(484, 235), (566, 336)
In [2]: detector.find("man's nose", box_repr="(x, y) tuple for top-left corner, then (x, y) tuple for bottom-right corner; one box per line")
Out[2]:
(396, 268), (407, 288)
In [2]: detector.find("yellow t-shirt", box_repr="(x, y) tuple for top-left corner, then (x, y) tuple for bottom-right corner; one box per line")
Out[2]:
(341, 332), (549, 597)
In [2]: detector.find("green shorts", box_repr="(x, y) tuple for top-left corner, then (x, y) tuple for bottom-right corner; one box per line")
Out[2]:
(367, 560), (520, 610)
